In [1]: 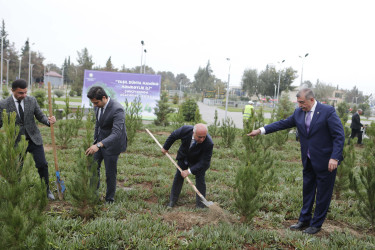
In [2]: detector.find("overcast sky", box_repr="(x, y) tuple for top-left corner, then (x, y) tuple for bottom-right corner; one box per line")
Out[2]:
(1, 0), (374, 96)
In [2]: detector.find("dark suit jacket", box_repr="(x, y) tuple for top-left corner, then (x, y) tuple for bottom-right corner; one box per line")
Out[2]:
(163, 125), (214, 175)
(0, 95), (49, 145)
(350, 112), (362, 130)
(94, 98), (127, 156)
(264, 102), (345, 172)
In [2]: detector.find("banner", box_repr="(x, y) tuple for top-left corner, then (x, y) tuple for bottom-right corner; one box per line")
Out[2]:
(82, 70), (161, 120)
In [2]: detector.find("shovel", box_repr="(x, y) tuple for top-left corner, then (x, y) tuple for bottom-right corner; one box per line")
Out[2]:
(146, 129), (214, 207)
(47, 82), (66, 200)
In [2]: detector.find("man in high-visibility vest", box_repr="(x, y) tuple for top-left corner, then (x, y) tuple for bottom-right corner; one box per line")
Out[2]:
(243, 101), (255, 121)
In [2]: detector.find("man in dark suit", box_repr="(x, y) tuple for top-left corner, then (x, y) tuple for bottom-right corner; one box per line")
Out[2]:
(349, 109), (363, 145)
(162, 124), (214, 208)
(248, 88), (345, 234)
(85, 86), (127, 203)
(0, 79), (56, 200)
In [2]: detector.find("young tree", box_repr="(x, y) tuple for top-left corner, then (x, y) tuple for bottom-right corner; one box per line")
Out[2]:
(0, 111), (47, 249)
(154, 91), (174, 126)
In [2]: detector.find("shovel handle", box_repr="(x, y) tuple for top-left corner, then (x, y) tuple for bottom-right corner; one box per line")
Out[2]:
(145, 129), (205, 199)
(48, 82), (59, 173)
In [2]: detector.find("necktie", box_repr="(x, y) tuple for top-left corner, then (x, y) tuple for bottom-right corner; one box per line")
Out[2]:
(305, 111), (312, 133)
(17, 100), (24, 122)
(98, 108), (103, 121)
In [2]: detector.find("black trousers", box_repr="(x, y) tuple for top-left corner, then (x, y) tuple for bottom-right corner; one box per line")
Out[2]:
(94, 149), (119, 202)
(350, 128), (362, 144)
(170, 160), (207, 207)
(25, 139), (50, 189)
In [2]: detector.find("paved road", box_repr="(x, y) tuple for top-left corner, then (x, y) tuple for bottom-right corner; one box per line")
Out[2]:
(198, 102), (272, 130)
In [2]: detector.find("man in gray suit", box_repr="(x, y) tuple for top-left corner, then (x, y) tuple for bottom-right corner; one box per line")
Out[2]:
(0, 79), (56, 200)
(85, 86), (127, 203)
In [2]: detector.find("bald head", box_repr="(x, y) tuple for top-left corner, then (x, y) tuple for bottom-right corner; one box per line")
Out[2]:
(193, 123), (208, 144)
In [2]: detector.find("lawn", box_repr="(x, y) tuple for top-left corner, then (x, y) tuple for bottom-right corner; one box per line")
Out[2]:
(27, 121), (375, 249)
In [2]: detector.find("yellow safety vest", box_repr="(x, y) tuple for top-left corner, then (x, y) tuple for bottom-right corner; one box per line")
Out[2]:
(243, 105), (254, 120)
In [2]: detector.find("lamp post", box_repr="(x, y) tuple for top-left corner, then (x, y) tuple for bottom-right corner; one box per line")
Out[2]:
(30, 63), (34, 88)
(18, 55), (22, 79)
(224, 58), (231, 121)
(273, 83), (277, 108)
(28, 42), (35, 90)
(1, 35), (5, 93)
(143, 49), (147, 74)
(140, 40), (144, 73)
(299, 53), (309, 85)
(4, 58), (10, 86)
(277, 59), (285, 104)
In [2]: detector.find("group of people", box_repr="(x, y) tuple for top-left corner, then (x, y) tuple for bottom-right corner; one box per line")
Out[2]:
(2, 80), (359, 235)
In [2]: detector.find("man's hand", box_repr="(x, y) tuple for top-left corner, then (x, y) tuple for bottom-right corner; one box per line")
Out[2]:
(181, 170), (190, 178)
(48, 116), (56, 125)
(328, 159), (338, 172)
(247, 129), (261, 137)
(161, 148), (168, 155)
(85, 145), (99, 156)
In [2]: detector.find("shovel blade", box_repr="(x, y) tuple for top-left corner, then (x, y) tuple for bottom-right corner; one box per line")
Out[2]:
(200, 197), (214, 207)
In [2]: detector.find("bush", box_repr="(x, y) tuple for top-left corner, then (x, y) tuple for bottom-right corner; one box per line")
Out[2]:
(69, 90), (76, 97)
(181, 98), (200, 122)
(172, 93), (179, 104)
(54, 89), (64, 98)
(125, 96), (143, 145)
(32, 89), (47, 109)
(56, 119), (75, 149)
(220, 117), (236, 148)
(208, 110), (220, 137)
(2, 85), (10, 99)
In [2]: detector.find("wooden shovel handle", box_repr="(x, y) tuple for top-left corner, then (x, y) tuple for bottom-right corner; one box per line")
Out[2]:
(145, 129), (204, 198)
(47, 82), (59, 172)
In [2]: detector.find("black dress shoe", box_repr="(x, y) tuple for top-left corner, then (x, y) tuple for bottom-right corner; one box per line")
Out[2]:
(167, 201), (175, 208)
(195, 204), (206, 209)
(303, 226), (321, 235)
(289, 221), (309, 231)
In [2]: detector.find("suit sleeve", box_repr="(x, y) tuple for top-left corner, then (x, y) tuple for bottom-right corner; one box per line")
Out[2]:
(163, 126), (185, 150)
(327, 107), (345, 161)
(33, 98), (49, 126)
(264, 112), (296, 134)
(101, 105), (126, 147)
(190, 142), (214, 175)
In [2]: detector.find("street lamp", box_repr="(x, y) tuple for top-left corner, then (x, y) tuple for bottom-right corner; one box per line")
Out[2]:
(143, 49), (147, 74)
(1, 35), (5, 93)
(140, 40), (144, 73)
(224, 58), (231, 121)
(28, 41), (35, 90)
(4, 58), (10, 86)
(273, 83), (277, 108)
(277, 59), (285, 104)
(299, 53), (309, 85)
(18, 55), (22, 79)
(30, 63), (34, 88)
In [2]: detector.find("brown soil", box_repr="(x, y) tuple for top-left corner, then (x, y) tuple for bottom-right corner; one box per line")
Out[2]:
(45, 200), (73, 213)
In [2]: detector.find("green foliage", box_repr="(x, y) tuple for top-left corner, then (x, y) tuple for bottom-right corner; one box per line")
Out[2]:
(349, 122), (375, 230)
(2, 85), (10, 99)
(154, 91), (174, 126)
(208, 109), (220, 137)
(181, 98), (199, 122)
(0, 111), (47, 249)
(72, 105), (85, 137)
(56, 119), (75, 149)
(63, 94), (71, 120)
(172, 93), (179, 104)
(170, 107), (185, 130)
(337, 101), (351, 137)
(54, 89), (64, 98)
(194, 105), (202, 123)
(125, 96), (143, 145)
(31, 89), (47, 109)
(334, 143), (355, 200)
(69, 90), (76, 97)
(69, 112), (99, 220)
(220, 117), (236, 148)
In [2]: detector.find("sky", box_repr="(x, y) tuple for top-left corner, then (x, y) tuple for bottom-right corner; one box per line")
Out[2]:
(1, 0), (374, 96)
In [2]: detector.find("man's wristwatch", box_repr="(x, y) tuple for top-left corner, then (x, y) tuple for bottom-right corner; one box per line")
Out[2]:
(96, 143), (102, 148)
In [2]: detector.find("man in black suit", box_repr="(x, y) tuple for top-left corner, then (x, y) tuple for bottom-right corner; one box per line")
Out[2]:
(85, 86), (127, 203)
(0, 79), (56, 200)
(162, 124), (214, 208)
(349, 109), (363, 145)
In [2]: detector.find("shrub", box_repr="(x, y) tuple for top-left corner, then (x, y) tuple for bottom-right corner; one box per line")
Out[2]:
(69, 90), (76, 97)
(32, 89), (47, 109)
(54, 89), (64, 98)
(172, 93), (179, 104)
(56, 119), (75, 149)
(208, 110), (220, 137)
(2, 85), (10, 99)
(220, 117), (236, 148)
(181, 98), (199, 122)
(170, 108), (185, 131)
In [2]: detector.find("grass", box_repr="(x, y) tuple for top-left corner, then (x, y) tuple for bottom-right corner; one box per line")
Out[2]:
(20, 122), (375, 248)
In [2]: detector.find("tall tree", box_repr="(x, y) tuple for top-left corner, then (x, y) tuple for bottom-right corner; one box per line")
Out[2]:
(75, 48), (94, 95)
(192, 61), (215, 92)
(105, 56), (116, 71)
(313, 80), (336, 103)
(242, 68), (259, 98)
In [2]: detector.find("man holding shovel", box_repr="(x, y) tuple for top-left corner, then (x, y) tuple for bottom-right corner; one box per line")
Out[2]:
(0, 79), (56, 200)
(162, 123), (214, 208)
